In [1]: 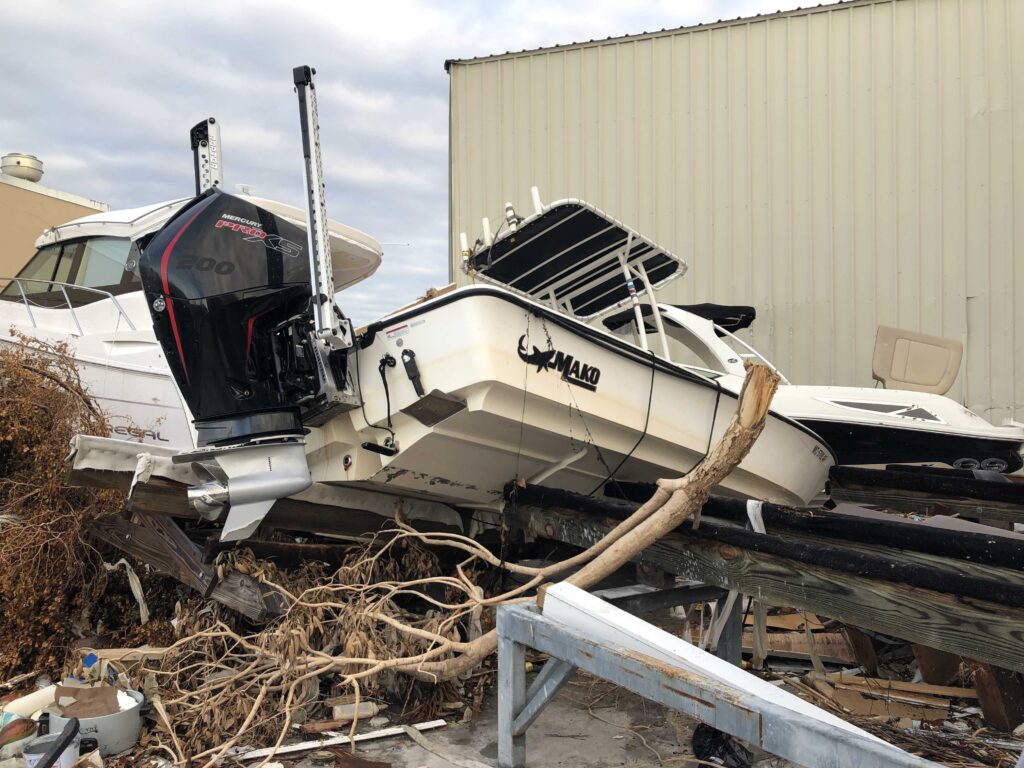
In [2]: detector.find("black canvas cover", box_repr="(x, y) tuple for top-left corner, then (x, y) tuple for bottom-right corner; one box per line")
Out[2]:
(675, 303), (756, 335)
(467, 201), (685, 318)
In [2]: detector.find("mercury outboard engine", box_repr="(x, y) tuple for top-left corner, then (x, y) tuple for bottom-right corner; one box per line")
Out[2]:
(141, 189), (345, 444)
(139, 66), (358, 541)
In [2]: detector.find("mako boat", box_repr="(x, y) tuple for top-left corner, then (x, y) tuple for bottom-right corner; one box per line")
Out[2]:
(600, 302), (1024, 473)
(68, 66), (827, 541)
(131, 187), (833, 541)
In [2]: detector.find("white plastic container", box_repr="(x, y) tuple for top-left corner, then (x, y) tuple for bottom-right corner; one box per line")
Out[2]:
(48, 690), (143, 757)
(22, 733), (78, 768)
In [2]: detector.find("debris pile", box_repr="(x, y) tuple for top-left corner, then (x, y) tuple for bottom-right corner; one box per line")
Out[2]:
(4, 346), (1021, 767)
(0, 335), (127, 676)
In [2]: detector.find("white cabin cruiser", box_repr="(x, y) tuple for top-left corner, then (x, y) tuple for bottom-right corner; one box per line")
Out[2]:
(0, 195), (382, 450)
(599, 302), (1024, 473)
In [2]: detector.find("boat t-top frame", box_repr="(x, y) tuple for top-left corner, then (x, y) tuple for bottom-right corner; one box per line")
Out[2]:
(462, 191), (686, 360)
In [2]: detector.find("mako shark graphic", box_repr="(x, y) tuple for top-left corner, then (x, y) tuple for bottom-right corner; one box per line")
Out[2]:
(517, 335), (601, 391)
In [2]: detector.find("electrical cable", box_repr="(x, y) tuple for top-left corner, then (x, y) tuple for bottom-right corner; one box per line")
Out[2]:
(378, 353), (396, 431)
(588, 348), (657, 496)
(353, 346), (395, 442)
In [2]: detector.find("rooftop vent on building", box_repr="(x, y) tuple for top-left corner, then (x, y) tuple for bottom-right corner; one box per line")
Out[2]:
(1, 153), (43, 183)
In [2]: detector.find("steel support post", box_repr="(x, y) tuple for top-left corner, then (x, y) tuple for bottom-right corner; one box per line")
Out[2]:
(497, 610), (527, 768)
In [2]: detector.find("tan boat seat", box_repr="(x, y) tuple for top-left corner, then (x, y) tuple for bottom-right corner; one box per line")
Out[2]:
(872, 325), (962, 395)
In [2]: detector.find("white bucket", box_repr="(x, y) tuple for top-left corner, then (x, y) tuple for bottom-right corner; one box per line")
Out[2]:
(22, 733), (78, 768)
(47, 690), (143, 757)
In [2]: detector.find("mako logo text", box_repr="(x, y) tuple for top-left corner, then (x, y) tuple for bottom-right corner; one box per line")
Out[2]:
(517, 335), (601, 391)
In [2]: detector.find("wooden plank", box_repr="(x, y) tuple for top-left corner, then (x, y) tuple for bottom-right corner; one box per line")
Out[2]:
(691, 628), (856, 664)
(842, 627), (880, 676)
(832, 684), (951, 708)
(974, 663), (1024, 732)
(517, 487), (1024, 603)
(911, 644), (962, 685)
(828, 467), (1024, 525)
(597, 484), (1024, 568)
(515, 503), (1024, 673)
(829, 688), (950, 721)
(736, 630), (857, 665)
(743, 611), (824, 631)
(87, 515), (279, 621)
(238, 720), (447, 760)
(825, 675), (977, 700)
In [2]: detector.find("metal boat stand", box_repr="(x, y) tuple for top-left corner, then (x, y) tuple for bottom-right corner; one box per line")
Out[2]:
(496, 582), (940, 768)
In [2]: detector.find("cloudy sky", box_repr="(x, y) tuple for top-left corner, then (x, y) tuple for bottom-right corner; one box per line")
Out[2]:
(2, 0), (800, 322)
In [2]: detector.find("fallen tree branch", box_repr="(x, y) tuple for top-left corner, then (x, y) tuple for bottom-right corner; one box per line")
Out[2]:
(398, 362), (779, 682)
(144, 363), (780, 762)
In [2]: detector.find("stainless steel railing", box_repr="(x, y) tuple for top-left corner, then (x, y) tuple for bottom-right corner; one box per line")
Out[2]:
(713, 323), (790, 385)
(0, 277), (137, 334)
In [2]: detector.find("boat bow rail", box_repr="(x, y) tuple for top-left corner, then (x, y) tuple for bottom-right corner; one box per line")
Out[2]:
(0, 277), (137, 335)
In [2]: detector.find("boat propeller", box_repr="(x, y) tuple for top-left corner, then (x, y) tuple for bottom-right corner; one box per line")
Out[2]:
(174, 438), (313, 541)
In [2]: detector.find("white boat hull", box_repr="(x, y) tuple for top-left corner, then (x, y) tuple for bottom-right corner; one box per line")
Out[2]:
(311, 288), (833, 506)
(655, 304), (1024, 472)
(2, 286), (833, 525)
(0, 292), (194, 449)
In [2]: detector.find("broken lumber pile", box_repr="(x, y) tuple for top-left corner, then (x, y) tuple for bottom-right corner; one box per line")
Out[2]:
(506, 485), (1024, 673)
(829, 465), (1024, 526)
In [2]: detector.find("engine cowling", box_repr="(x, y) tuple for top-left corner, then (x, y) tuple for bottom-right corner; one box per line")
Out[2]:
(140, 189), (328, 446)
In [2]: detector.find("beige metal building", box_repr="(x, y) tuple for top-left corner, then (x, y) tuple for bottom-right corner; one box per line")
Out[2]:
(447, 0), (1024, 425)
(0, 157), (107, 286)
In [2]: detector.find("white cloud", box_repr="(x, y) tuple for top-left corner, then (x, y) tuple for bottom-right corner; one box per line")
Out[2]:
(2, 0), (802, 324)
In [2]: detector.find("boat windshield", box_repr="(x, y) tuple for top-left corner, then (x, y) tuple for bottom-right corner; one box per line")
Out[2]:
(0, 236), (142, 306)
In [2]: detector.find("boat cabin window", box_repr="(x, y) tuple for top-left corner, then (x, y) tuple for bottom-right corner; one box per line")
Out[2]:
(0, 236), (141, 306)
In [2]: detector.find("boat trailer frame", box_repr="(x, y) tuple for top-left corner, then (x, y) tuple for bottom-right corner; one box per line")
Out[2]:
(496, 584), (941, 768)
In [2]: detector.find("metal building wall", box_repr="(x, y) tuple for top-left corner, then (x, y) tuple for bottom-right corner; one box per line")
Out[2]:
(448, 0), (1024, 424)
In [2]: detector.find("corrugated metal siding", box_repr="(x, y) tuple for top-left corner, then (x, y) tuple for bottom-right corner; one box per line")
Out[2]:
(449, 0), (1024, 424)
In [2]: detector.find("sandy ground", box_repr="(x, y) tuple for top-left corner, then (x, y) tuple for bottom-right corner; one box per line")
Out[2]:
(352, 674), (790, 768)
(357, 676), (694, 767)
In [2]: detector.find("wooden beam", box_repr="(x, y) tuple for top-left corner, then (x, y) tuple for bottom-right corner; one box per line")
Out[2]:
(528, 484), (1024, 570)
(735, 630), (857, 665)
(87, 514), (282, 621)
(974, 664), (1024, 732)
(842, 627), (879, 676)
(512, 503), (1024, 673)
(829, 466), (1024, 526)
(508, 491), (1024, 607)
(824, 675), (977, 700)
(911, 645), (962, 686)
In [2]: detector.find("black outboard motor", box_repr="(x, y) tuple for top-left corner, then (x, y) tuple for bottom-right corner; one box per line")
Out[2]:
(140, 188), (330, 446)
(139, 189), (343, 540)
(135, 65), (359, 542)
